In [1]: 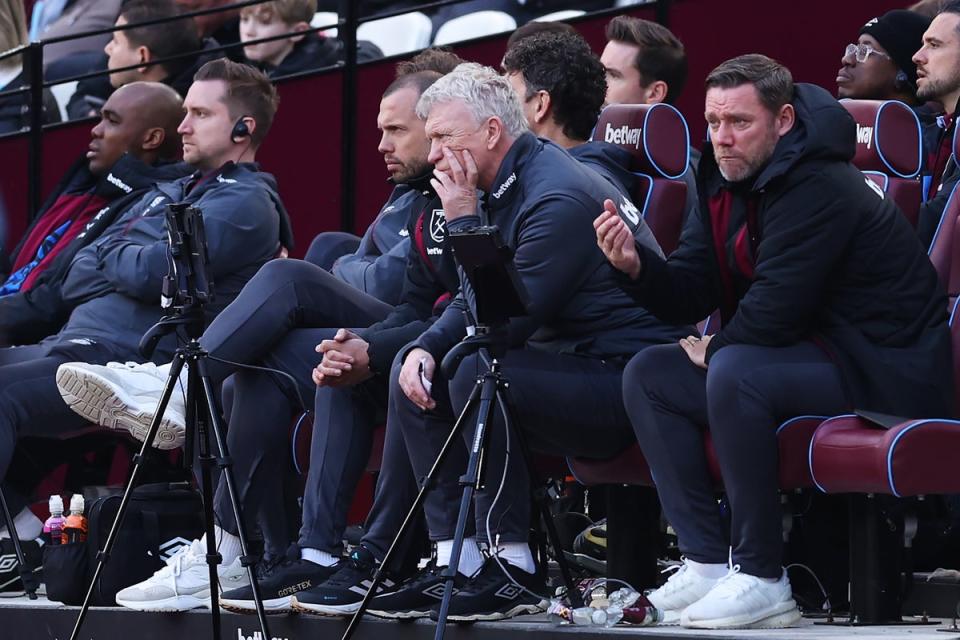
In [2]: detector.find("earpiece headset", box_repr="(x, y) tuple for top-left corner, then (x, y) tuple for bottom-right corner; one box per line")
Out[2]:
(894, 70), (910, 91)
(231, 116), (251, 143)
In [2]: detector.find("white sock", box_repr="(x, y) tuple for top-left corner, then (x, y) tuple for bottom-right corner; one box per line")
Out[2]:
(686, 558), (728, 579)
(0, 508), (43, 541)
(435, 538), (484, 577)
(491, 541), (535, 574)
(200, 525), (242, 565)
(301, 547), (338, 567)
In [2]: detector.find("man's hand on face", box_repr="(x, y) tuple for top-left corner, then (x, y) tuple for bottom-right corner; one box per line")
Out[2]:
(679, 334), (712, 369)
(399, 347), (436, 411)
(312, 329), (373, 388)
(594, 199), (642, 280)
(431, 148), (479, 221)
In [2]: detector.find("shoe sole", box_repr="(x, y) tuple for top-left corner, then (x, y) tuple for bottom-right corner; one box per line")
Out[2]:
(116, 594), (208, 612)
(220, 595), (293, 614)
(444, 599), (548, 623)
(57, 366), (185, 450)
(291, 597), (360, 617)
(367, 608), (431, 620)
(683, 600), (802, 629)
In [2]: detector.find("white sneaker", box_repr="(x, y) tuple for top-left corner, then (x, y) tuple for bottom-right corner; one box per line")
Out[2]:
(56, 361), (186, 450)
(114, 539), (248, 611)
(645, 559), (722, 624)
(680, 565), (802, 629)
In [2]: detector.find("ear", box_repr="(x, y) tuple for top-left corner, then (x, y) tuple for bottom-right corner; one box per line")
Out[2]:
(485, 116), (503, 150)
(533, 90), (551, 125)
(644, 80), (668, 105)
(290, 21), (309, 43)
(141, 126), (164, 151)
(136, 46), (151, 73)
(775, 103), (796, 136)
(240, 115), (257, 141)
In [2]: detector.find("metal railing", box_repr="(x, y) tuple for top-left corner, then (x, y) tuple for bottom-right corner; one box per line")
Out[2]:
(0, 0), (666, 232)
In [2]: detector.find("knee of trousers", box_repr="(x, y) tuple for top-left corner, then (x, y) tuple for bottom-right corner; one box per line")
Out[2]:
(251, 256), (318, 288)
(622, 345), (683, 434)
(447, 352), (481, 411)
(704, 344), (754, 405)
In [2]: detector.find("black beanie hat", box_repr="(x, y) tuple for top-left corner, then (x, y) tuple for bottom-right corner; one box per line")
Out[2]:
(859, 10), (931, 89)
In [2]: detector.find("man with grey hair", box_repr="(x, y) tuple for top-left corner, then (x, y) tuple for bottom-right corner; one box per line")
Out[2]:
(346, 62), (686, 622)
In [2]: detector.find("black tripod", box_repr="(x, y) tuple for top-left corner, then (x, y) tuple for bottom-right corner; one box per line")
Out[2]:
(0, 486), (40, 599)
(68, 310), (271, 640)
(341, 329), (584, 640)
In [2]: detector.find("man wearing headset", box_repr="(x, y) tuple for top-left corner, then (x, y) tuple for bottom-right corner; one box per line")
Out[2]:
(0, 60), (288, 594)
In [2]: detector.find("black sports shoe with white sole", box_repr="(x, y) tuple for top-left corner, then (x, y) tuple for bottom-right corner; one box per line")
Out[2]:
(291, 546), (395, 616)
(219, 546), (339, 614)
(367, 560), (467, 619)
(430, 558), (548, 622)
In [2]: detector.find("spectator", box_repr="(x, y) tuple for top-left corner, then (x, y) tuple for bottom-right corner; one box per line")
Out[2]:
(836, 11), (930, 104)
(914, 1), (960, 246)
(175, 0), (242, 55)
(239, 0), (382, 79)
(911, 0), (945, 19)
(0, 82), (190, 346)
(379, 63), (683, 622)
(598, 54), (951, 629)
(37, 0), (124, 71)
(600, 15), (687, 107)
(0, 0), (60, 135)
(502, 30), (636, 198)
(67, 0), (220, 120)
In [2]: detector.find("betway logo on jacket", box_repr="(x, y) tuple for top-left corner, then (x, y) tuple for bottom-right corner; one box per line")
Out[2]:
(491, 172), (517, 199)
(236, 629), (289, 640)
(856, 123), (874, 150)
(604, 122), (642, 149)
(106, 172), (133, 193)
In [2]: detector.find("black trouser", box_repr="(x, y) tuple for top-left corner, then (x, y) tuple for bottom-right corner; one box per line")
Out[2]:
(622, 342), (849, 578)
(304, 232), (361, 271)
(198, 260), (392, 544)
(396, 348), (636, 545)
(0, 341), (126, 490)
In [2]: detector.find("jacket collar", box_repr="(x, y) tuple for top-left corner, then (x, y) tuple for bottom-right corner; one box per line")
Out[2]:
(486, 132), (538, 212)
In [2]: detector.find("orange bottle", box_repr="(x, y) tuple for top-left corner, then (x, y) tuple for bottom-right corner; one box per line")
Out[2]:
(61, 494), (88, 544)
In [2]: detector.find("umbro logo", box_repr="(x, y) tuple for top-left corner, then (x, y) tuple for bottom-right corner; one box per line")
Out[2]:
(493, 584), (522, 600)
(422, 583), (457, 600)
(0, 554), (19, 573)
(159, 537), (192, 561)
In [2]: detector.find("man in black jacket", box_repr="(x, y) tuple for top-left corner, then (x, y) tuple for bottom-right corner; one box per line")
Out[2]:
(365, 63), (684, 622)
(596, 54), (952, 629)
(0, 82), (190, 346)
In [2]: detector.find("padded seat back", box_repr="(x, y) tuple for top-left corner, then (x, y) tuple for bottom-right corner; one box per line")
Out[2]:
(433, 11), (517, 45)
(928, 127), (960, 301)
(357, 12), (432, 57)
(591, 103), (690, 255)
(840, 99), (923, 226)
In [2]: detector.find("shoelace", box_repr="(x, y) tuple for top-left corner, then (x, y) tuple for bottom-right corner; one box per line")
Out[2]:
(706, 564), (758, 599)
(324, 556), (372, 588)
(657, 561), (695, 596)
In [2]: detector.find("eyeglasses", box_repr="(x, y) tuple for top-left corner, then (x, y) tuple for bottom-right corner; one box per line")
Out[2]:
(844, 43), (891, 64)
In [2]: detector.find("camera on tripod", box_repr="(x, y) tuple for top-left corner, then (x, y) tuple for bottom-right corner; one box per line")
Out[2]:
(161, 202), (215, 313)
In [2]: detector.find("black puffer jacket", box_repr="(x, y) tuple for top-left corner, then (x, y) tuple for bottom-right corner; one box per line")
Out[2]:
(621, 83), (953, 418)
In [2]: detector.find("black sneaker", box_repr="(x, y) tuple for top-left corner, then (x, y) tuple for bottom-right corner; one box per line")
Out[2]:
(430, 557), (548, 622)
(367, 560), (467, 620)
(291, 546), (395, 616)
(0, 538), (42, 597)
(219, 546), (339, 614)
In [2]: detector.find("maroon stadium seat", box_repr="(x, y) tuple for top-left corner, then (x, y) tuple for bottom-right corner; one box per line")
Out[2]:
(840, 99), (923, 227)
(591, 103), (690, 255)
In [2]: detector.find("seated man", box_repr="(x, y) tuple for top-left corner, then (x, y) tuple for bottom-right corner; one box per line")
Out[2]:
(1, 82), (189, 346)
(365, 63), (685, 622)
(68, 0), (221, 119)
(836, 10), (929, 105)
(57, 53), (463, 612)
(915, 2), (960, 247)
(0, 59), (285, 588)
(502, 30), (635, 198)
(597, 54), (951, 629)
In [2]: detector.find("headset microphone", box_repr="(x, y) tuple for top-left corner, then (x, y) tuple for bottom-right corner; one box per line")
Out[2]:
(231, 117), (251, 143)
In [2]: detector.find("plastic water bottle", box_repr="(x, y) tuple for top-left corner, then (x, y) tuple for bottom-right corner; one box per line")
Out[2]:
(61, 494), (88, 544)
(43, 495), (65, 546)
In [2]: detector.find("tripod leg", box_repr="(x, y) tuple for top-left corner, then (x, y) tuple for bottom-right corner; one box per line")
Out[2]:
(340, 381), (482, 640)
(432, 372), (499, 640)
(195, 358), (271, 640)
(69, 353), (188, 640)
(0, 487), (38, 599)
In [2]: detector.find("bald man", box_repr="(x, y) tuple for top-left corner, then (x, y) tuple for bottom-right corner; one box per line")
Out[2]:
(0, 82), (191, 347)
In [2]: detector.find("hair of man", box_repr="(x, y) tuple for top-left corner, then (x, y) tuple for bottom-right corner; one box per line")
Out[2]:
(192, 58), (279, 148)
(394, 47), (465, 78)
(705, 53), (794, 115)
(502, 30), (606, 142)
(604, 15), (687, 104)
(415, 62), (528, 139)
(120, 0), (203, 80)
(240, 0), (317, 25)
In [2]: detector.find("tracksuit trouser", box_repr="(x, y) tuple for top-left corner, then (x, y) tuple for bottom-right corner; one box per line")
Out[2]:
(621, 341), (849, 579)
